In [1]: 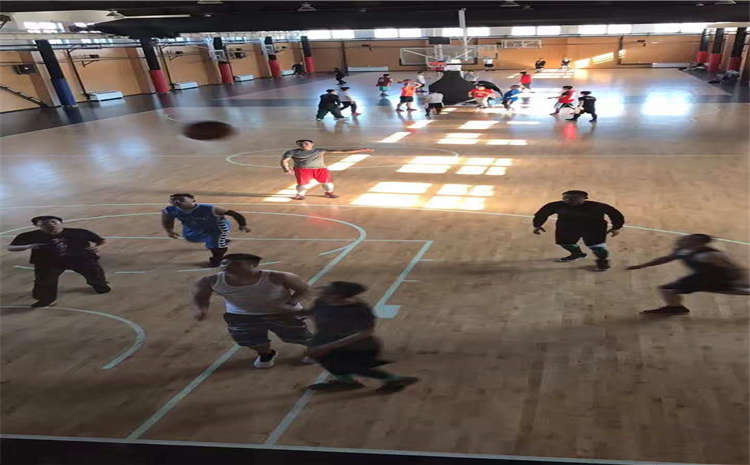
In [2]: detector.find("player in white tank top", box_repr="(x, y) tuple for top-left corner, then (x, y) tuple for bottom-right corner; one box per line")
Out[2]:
(191, 253), (312, 368)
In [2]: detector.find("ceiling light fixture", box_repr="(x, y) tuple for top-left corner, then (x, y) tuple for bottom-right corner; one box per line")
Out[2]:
(297, 2), (317, 12)
(501, 0), (521, 7)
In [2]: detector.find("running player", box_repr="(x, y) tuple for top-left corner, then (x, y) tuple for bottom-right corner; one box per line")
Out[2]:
(376, 73), (392, 96)
(533, 190), (625, 271)
(534, 58), (546, 72)
(627, 234), (749, 314)
(191, 253), (313, 368)
(8, 216), (110, 308)
(303, 281), (420, 393)
(502, 85), (522, 110)
(338, 87), (361, 116)
(395, 79), (422, 112)
(316, 89), (344, 121)
(519, 70), (532, 89)
(567, 91), (597, 122)
(550, 85), (576, 116)
(424, 90), (444, 118)
(162, 194), (250, 267)
(281, 139), (374, 200)
(468, 84), (495, 109)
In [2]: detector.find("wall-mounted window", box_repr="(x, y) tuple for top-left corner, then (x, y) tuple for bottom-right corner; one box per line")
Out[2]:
(24, 21), (64, 33)
(398, 28), (422, 38)
(511, 26), (536, 36)
(653, 23), (680, 33)
(374, 28), (399, 38)
(306, 30), (331, 40)
(441, 27), (463, 37)
(607, 24), (632, 34)
(679, 23), (707, 33)
(331, 29), (355, 39)
(467, 27), (490, 37)
(579, 24), (607, 35)
(536, 25), (561, 36)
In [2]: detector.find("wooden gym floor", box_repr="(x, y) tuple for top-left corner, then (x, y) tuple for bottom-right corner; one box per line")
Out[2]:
(0, 68), (748, 464)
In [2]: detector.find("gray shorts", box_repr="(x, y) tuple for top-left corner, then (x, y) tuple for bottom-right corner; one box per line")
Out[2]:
(223, 313), (312, 347)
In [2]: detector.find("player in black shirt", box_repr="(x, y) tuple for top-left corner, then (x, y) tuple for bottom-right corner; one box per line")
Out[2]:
(533, 190), (625, 271)
(568, 90), (597, 122)
(534, 58), (546, 72)
(8, 216), (110, 308)
(627, 234), (749, 314)
(303, 281), (419, 393)
(316, 89), (344, 121)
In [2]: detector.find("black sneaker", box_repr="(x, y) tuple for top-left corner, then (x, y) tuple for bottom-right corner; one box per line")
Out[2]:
(376, 376), (420, 394)
(642, 306), (690, 315)
(93, 284), (111, 294)
(31, 300), (56, 308)
(595, 259), (610, 271)
(254, 350), (278, 368)
(208, 257), (223, 267)
(556, 252), (587, 262)
(308, 380), (365, 391)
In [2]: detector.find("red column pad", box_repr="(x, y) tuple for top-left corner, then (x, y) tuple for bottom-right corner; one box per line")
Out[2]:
(708, 53), (722, 72)
(304, 56), (315, 73)
(695, 51), (709, 63)
(728, 56), (742, 71)
(218, 62), (233, 84)
(149, 69), (170, 93)
(268, 58), (281, 78)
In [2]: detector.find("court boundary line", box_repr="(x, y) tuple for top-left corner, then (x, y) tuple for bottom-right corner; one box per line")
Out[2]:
(0, 305), (145, 370)
(265, 239), (433, 444)
(1, 203), (746, 246)
(0, 434), (713, 465)
(126, 213), (368, 440)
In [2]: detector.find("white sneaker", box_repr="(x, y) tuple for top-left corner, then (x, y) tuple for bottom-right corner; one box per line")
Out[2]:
(253, 350), (278, 368)
(300, 355), (316, 364)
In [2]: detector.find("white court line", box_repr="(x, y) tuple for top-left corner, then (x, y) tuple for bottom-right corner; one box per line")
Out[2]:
(126, 213), (367, 440)
(0, 434), (712, 465)
(0, 203), (747, 246)
(0, 305), (145, 370)
(264, 371), (329, 445)
(373, 240), (433, 319)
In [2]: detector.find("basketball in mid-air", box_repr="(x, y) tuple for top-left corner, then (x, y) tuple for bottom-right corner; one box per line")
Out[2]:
(182, 121), (236, 140)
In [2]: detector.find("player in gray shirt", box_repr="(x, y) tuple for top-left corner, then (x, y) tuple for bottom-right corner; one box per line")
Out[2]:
(281, 139), (373, 200)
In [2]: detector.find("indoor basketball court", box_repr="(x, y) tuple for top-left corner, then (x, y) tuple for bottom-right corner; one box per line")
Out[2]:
(1, 2), (749, 465)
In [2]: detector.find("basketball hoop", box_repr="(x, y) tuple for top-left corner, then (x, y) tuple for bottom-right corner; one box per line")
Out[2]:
(428, 61), (446, 71)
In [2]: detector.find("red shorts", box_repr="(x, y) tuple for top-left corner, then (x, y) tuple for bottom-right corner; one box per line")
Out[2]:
(294, 167), (332, 185)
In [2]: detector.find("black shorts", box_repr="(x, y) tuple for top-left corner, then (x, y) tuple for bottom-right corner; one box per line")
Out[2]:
(427, 103), (443, 109)
(399, 96), (414, 103)
(223, 313), (312, 347)
(555, 223), (607, 246)
(661, 274), (737, 295)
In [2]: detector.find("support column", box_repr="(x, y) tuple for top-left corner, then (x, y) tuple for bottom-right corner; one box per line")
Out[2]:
(35, 39), (76, 107)
(139, 38), (170, 93)
(213, 37), (234, 84)
(708, 28), (725, 72)
(301, 35), (314, 73)
(728, 27), (747, 71)
(264, 36), (281, 78)
(696, 29), (710, 63)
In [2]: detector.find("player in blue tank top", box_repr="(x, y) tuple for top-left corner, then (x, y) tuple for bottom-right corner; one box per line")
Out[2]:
(161, 193), (250, 267)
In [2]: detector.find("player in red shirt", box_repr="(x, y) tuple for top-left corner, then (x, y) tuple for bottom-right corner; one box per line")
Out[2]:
(467, 84), (495, 108)
(550, 85), (575, 116)
(519, 70), (532, 90)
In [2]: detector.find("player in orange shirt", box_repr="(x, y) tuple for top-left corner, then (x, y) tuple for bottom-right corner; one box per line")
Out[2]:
(468, 84), (495, 109)
(395, 79), (423, 112)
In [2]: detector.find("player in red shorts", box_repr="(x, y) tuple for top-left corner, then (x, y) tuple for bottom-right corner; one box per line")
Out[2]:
(281, 140), (374, 200)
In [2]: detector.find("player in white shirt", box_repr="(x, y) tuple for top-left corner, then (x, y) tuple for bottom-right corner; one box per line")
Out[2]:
(424, 91), (444, 118)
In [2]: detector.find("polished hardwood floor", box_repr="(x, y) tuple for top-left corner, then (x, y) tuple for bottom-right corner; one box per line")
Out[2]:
(0, 69), (748, 464)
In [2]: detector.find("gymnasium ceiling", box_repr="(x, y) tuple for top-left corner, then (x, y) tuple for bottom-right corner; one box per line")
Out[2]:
(2, 1), (749, 38)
